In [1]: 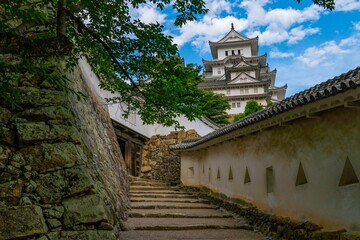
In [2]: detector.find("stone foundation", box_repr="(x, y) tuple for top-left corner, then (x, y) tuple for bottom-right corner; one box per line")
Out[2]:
(0, 55), (129, 239)
(181, 186), (360, 240)
(141, 130), (199, 184)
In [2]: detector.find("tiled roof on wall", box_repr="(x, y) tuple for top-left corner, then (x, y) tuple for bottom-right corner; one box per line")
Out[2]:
(171, 67), (360, 151)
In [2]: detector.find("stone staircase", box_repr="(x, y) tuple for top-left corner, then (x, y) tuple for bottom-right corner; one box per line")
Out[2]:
(120, 177), (266, 240)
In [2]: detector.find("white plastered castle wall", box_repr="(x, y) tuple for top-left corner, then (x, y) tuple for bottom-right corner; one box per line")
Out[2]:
(181, 106), (360, 231)
(78, 57), (216, 137)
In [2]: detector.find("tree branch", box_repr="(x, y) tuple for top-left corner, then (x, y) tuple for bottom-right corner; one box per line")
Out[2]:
(64, 9), (145, 96)
(57, 0), (67, 38)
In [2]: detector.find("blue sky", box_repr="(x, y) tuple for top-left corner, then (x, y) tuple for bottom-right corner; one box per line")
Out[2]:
(131, 0), (360, 96)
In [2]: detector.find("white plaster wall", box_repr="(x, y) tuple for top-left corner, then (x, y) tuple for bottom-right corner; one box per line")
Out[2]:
(78, 58), (216, 138)
(212, 66), (224, 76)
(181, 106), (360, 231)
(217, 45), (252, 59)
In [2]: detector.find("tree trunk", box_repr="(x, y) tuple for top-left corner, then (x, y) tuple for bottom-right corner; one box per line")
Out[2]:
(57, 0), (66, 38)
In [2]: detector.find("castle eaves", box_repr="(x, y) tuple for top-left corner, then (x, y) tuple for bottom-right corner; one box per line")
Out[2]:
(172, 67), (360, 151)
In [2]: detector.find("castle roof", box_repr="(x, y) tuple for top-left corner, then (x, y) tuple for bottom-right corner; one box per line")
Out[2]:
(199, 79), (270, 88)
(172, 67), (360, 151)
(209, 26), (258, 59)
(203, 54), (267, 71)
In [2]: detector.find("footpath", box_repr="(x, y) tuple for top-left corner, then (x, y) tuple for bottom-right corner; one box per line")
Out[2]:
(120, 177), (266, 240)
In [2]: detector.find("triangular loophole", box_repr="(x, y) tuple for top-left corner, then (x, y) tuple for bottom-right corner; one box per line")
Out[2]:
(217, 168), (221, 179)
(244, 167), (251, 183)
(339, 157), (359, 186)
(228, 167), (233, 180)
(296, 162), (308, 186)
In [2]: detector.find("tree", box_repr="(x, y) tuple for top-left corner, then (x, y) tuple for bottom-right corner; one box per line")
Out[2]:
(199, 91), (230, 125)
(0, 0), (335, 128)
(234, 100), (263, 121)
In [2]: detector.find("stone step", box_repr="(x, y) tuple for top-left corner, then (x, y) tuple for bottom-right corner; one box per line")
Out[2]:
(131, 202), (218, 209)
(119, 229), (266, 240)
(130, 179), (171, 187)
(129, 190), (185, 194)
(130, 193), (197, 199)
(129, 208), (233, 218)
(131, 197), (209, 204)
(130, 186), (179, 191)
(130, 181), (170, 187)
(123, 217), (252, 231)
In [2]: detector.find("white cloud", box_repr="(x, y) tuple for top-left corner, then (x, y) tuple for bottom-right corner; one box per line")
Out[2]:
(288, 26), (319, 44)
(276, 34), (360, 96)
(354, 22), (360, 30)
(173, 1), (324, 53)
(248, 5), (322, 46)
(270, 49), (295, 58)
(335, 0), (360, 11)
(296, 40), (351, 67)
(206, 0), (233, 15)
(130, 5), (167, 24)
(339, 35), (360, 46)
(173, 16), (248, 51)
(249, 29), (290, 45)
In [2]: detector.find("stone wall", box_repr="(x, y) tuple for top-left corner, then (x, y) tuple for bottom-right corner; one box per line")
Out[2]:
(0, 55), (130, 239)
(141, 130), (199, 184)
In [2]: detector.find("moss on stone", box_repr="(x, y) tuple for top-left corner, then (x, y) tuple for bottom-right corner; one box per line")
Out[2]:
(0, 205), (48, 239)
(62, 194), (109, 227)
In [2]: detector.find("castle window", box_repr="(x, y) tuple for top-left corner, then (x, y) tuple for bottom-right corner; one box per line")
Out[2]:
(232, 102), (236, 108)
(232, 50), (235, 55)
(240, 89), (244, 94)
(237, 102), (241, 107)
(217, 68), (221, 74)
(226, 89), (231, 95)
(225, 51), (228, 56)
(238, 49), (242, 55)
(244, 88), (249, 94)
(254, 87), (258, 93)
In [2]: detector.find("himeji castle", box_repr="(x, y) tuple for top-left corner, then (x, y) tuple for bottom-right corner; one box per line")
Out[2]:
(199, 24), (287, 114)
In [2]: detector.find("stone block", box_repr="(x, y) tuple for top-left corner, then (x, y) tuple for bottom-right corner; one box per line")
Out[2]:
(341, 232), (360, 240)
(141, 165), (152, 173)
(177, 130), (187, 139)
(16, 122), (51, 145)
(50, 125), (81, 143)
(65, 166), (95, 197)
(0, 172), (13, 182)
(16, 142), (82, 172)
(0, 145), (11, 165)
(46, 218), (62, 230)
(47, 230), (115, 240)
(16, 87), (68, 108)
(35, 171), (67, 203)
(186, 129), (198, 137)
(43, 206), (64, 219)
(163, 139), (177, 145)
(0, 107), (11, 125)
(37, 236), (49, 240)
(16, 106), (74, 123)
(153, 138), (161, 146)
(17, 122), (81, 145)
(0, 205), (48, 239)
(0, 179), (23, 201)
(63, 194), (109, 227)
(0, 126), (15, 145)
